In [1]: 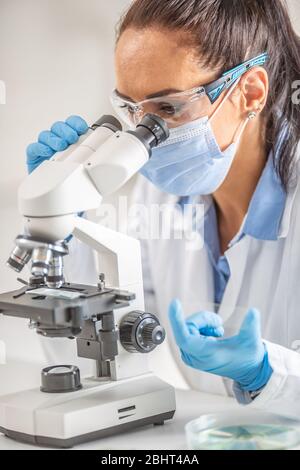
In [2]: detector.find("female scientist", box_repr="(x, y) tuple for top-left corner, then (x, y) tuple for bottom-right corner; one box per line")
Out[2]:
(26, 0), (300, 414)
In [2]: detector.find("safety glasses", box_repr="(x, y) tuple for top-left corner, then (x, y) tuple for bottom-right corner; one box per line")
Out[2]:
(111, 52), (268, 128)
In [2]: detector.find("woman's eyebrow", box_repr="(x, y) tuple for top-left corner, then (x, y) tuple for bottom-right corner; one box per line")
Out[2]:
(145, 88), (181, 99)
(115, 90), (133, 101)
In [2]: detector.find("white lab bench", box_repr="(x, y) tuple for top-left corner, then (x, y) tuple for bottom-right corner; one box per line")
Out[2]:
(0, 389), (237, 450)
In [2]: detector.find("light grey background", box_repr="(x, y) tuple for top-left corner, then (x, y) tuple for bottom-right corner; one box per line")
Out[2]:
(289, 0), (300, 30)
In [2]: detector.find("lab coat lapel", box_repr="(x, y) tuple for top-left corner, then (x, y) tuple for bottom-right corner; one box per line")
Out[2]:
(218, 236), (250, 324)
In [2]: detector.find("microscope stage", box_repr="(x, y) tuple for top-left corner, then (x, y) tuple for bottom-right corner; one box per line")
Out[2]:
(0, 284), (134, 336)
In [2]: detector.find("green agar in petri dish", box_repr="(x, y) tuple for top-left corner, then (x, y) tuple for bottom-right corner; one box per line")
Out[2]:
(190, 424), (300, 450)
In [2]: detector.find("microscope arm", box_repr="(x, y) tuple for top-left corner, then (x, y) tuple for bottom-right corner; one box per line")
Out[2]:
(73, 216), (151, 380)
(73, 217), (143, 293)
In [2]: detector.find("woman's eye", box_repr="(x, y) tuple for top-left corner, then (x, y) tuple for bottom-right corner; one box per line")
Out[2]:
(120, 104), (136, 114)
(158, 103), (177, 115)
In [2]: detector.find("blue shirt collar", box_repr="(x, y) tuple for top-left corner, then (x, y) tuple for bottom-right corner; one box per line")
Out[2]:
(242, 125), (288, 241)
(242, 153), (286, 241)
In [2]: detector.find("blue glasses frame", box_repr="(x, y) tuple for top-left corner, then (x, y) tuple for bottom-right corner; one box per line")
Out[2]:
(204, 52), (269, 103)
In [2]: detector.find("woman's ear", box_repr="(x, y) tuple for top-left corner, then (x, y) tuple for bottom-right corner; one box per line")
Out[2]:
(239, 67), (269, 115)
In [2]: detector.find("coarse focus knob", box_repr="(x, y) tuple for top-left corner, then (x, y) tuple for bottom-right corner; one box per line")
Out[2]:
(142, 323), (165, 346)
(40, 365), (82, 393)
(119, 311), (166, 353)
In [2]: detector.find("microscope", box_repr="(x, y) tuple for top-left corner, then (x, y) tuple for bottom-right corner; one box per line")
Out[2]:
(0, 114), (176, 447)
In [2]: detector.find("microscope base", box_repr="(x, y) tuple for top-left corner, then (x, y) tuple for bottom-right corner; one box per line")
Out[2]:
(0, 373), (176, 448)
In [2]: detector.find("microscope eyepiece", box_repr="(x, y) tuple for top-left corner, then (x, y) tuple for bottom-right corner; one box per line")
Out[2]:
(91, 115), (122, 133)
(129, 114), (170, 151)
(138, 114), (170, 146)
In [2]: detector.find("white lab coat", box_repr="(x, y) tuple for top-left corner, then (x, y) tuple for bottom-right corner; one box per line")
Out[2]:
(61, 148), (300, 418)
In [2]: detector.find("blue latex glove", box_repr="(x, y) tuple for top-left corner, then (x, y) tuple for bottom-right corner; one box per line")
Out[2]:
(26, 115), (89, 173)
(169, 299), (273, 392)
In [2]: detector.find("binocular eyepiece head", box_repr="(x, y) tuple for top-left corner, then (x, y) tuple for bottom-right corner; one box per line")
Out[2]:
(130, 113), (170, 151)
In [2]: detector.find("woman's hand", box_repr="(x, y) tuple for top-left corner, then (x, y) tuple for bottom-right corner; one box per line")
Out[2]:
(169, 299), (273, 392)
(26, 115), (89, 173)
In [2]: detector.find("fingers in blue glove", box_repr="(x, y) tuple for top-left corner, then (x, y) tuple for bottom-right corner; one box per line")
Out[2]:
(187, 311), (224, 338)
(238, 308), (261, 341)
(66, 115), (89, 135)
(49, 116), (88, 146)
(26, 115), (89, 174)
(38, 130), (69, 152)
(51, 121), (80, 145)
(168, 299), (224, 349)
(26, 142), (55, 161)
(168, 299), (190, 346)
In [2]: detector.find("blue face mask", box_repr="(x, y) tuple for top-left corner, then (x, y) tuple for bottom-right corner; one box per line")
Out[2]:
(140, 82), (250, 196)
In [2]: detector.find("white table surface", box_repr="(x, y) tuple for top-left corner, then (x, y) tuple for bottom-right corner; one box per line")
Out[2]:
(0, 389), (238, 450)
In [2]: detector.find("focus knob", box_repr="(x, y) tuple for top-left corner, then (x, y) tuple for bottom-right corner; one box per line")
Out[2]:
(142, 323), (165, 347)
(120, 311), (166, 353)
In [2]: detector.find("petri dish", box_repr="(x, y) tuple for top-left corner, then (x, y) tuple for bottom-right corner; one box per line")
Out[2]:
(185, 410), (300, 450)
